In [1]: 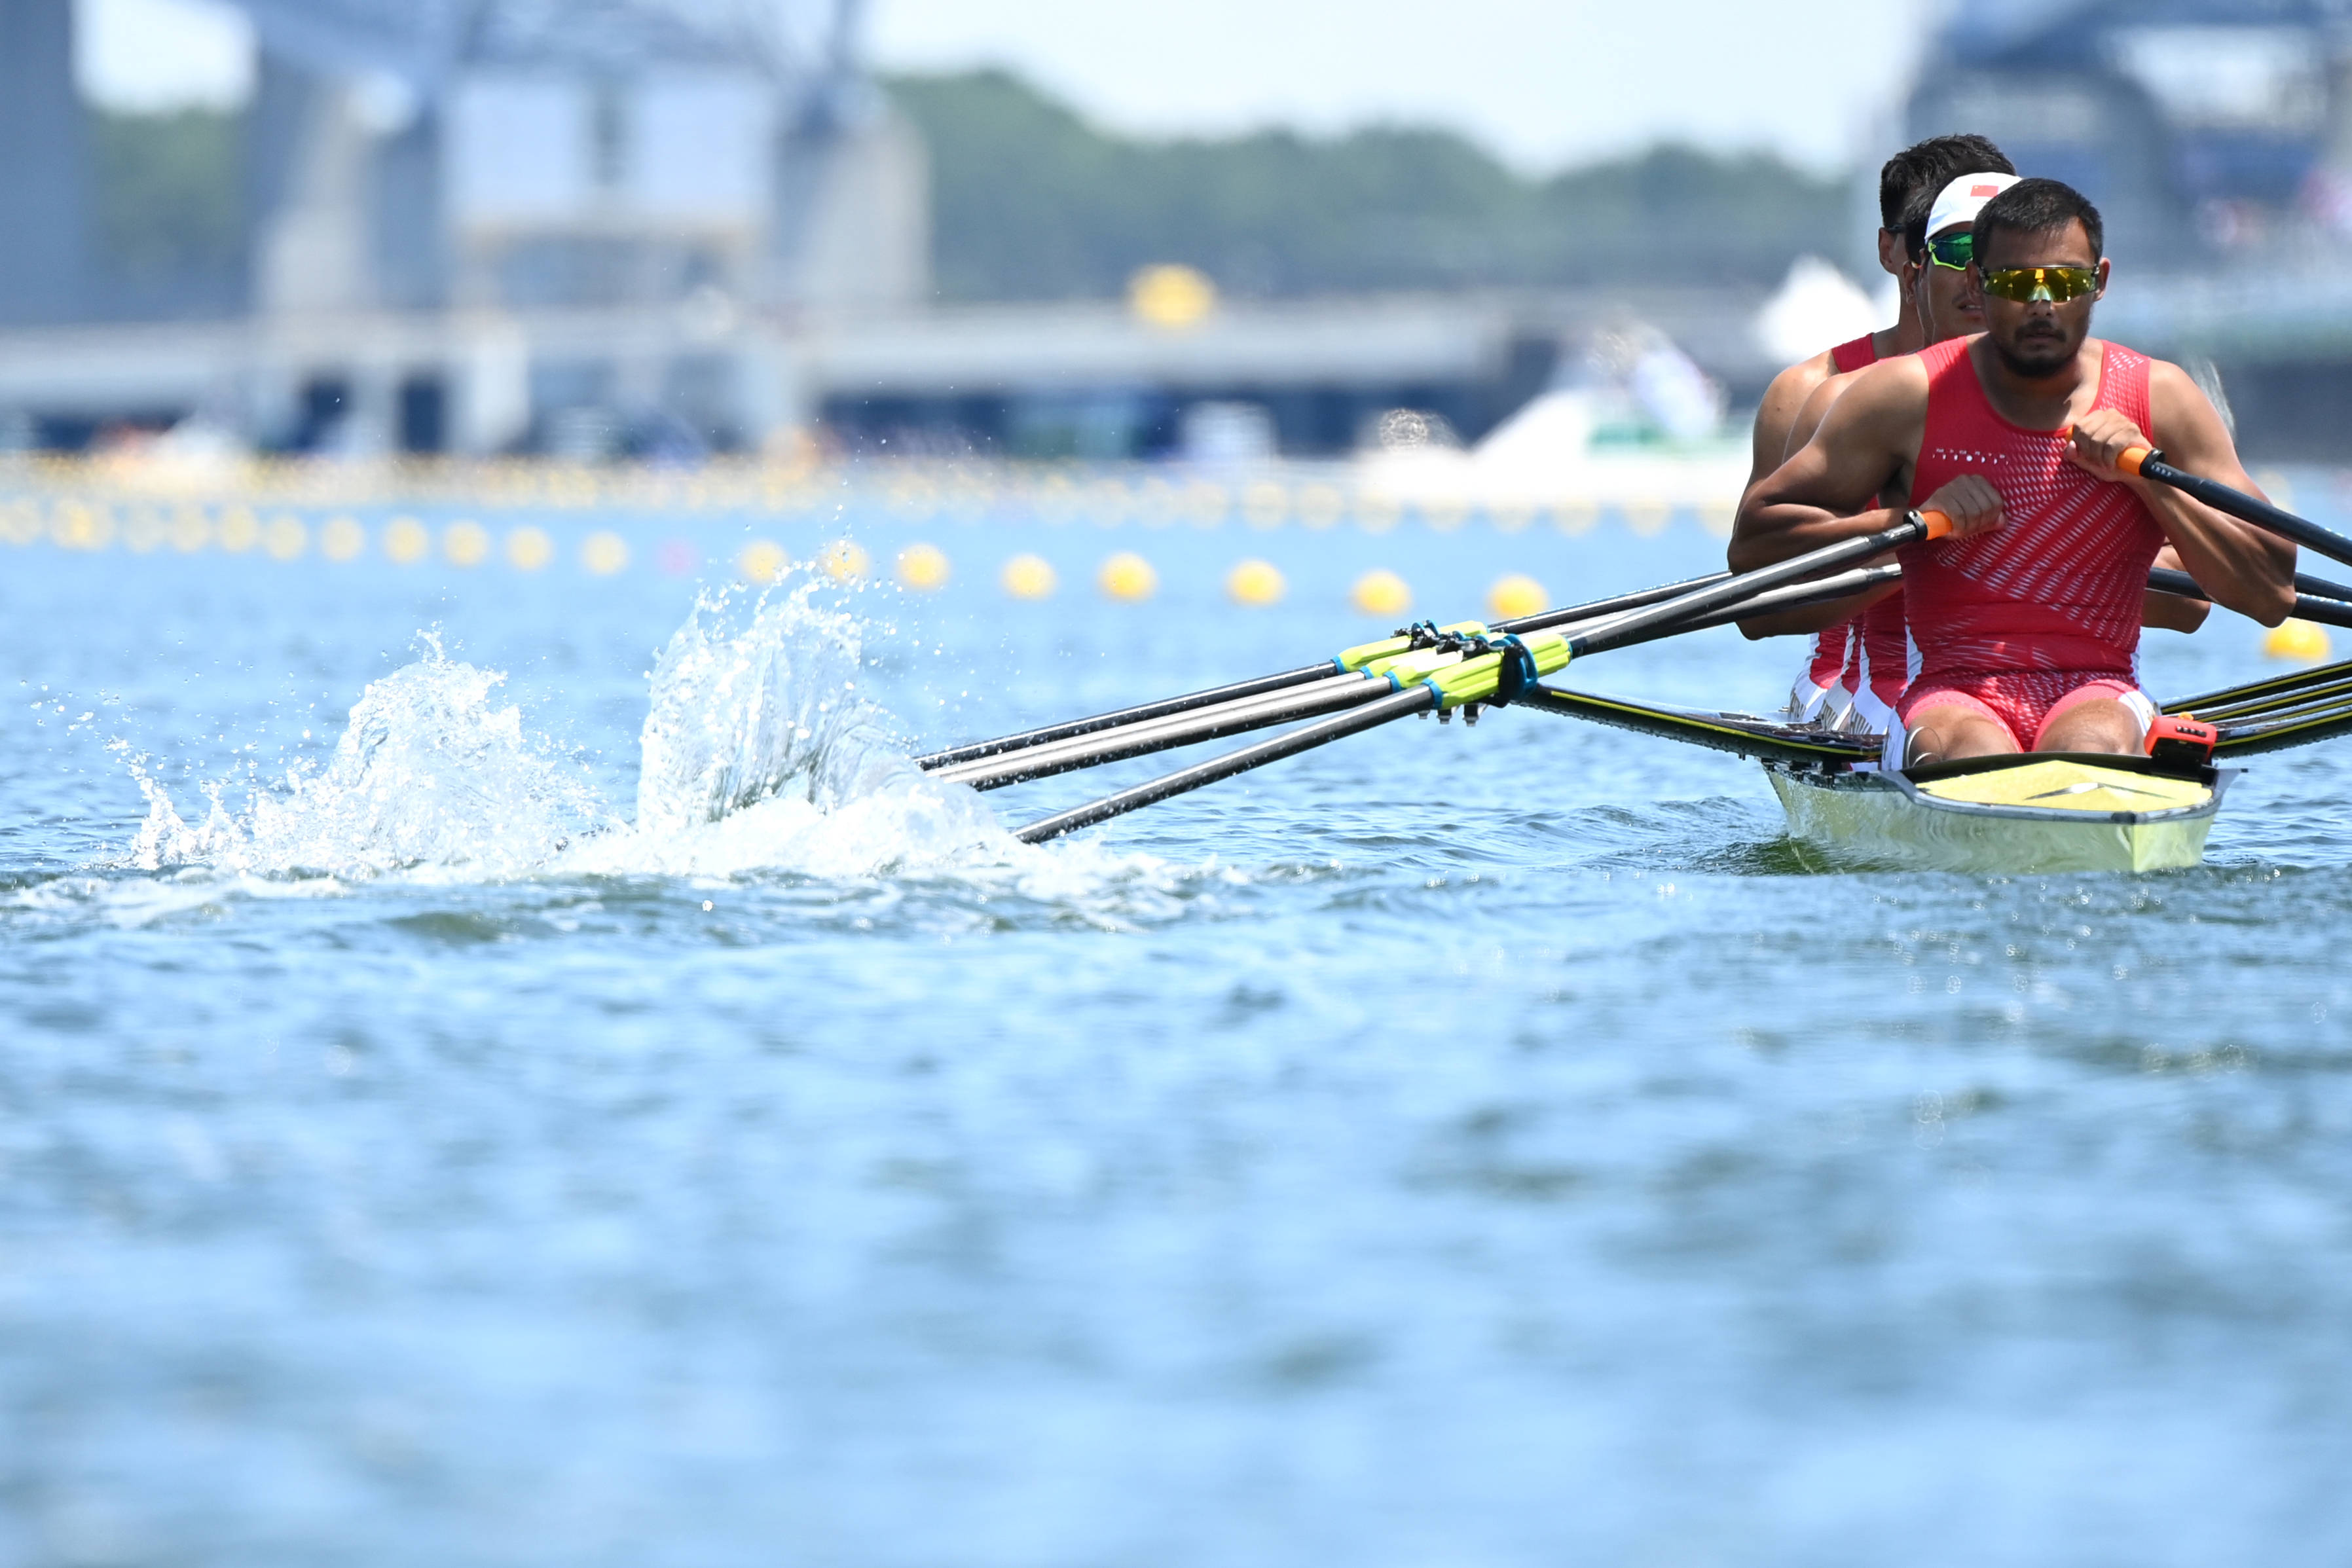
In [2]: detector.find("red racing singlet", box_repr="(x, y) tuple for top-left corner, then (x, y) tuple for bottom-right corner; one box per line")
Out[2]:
(1828, 333), (1879, 375)
(1900, 337), (2165, 681)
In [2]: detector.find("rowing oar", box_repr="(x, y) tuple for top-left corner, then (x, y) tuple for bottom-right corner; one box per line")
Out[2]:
(913, 569), (1735, 772)
(2120, 447), (2352, 572)
(2148, 567), (2352, 630)
(939, 561), (1902, 792)
(1010, 511), (1949, 843)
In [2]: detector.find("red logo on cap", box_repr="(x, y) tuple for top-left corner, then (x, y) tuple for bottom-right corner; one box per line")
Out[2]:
(1972, 184), (1999, 196)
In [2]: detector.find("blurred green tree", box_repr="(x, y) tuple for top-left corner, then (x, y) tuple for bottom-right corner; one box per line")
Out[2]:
(88, 107), (244, 315)
(888, 69), (1847, 301)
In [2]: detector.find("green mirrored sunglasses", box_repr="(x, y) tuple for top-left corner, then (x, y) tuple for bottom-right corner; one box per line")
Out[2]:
(1922, 232), (1973, 270)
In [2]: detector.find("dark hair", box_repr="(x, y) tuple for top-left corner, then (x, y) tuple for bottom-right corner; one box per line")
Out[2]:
(1879, 134), (2013, 231)
(1973, 177), (2106, 265)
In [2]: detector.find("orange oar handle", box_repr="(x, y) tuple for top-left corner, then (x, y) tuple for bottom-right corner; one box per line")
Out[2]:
(2117, 446), (2159, 477)
(1917, 509), (1951, 539)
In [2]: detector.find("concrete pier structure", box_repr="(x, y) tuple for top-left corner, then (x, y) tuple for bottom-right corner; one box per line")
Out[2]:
(0, 0), (88, 327)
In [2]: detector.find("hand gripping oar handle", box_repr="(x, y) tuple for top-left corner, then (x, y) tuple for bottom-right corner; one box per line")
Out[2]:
(2120, 447), (2352, 572)
(1566, 509), (1947, 658)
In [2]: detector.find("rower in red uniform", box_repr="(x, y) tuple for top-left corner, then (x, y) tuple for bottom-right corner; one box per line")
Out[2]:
(1746, 135), (2015, 723)
(1759, 173), (2214, 731)
(1734, 178), (2293, 765)
(1761, 170), (2022, 731)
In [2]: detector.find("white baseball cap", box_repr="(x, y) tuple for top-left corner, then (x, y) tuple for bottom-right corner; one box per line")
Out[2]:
(1923, 172), (2021, 243)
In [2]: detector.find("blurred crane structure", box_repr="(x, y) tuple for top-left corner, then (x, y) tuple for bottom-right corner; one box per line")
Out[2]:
(1903, 0), (2352, 456)
(7, 0), (2352, 461)
(0, 0), (928, 454)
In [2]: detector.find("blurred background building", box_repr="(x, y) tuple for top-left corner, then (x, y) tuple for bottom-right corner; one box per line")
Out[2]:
(2, 0), (2350, 464)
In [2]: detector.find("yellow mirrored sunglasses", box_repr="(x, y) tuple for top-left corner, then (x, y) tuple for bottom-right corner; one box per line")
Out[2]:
(1979, 265), (2099, 303)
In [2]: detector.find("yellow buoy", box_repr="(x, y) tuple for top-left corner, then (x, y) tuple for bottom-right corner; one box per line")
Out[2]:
(2264, 618), (2332, 662)
(1226, 558), (1285, 606)
(1624, 500), (1672, 537)
(1098, 551), (1158, 602)
(739, 539), (789, 584)
(0, 498), (39, 546)
(167, 505), (208, 553)
(1298, 484), (1346, 530)
(1181, 481), (1229, 528)
(1242, 482), (1288, 530)
(1001, 553), (1057, 600)
(1487, 573), (1548, 620)
(444, 520), (490, 567)
(384, 516), (430, 564)
(1352, 568), (1411, 618)
(822, 539), (870, 581)
(1128, 264), (1217, 330)
(50, 501), (113, 552)
(505, 526), (555, 572)
(217, 505), (259, 554)
(580, 530), (630, 575)
(122, 505), (166, 554)
(896, 542), (950, 591)
(320, 515), (366, 562)
(1551, 500), (1598, 536)
(263, 514), (307, 561)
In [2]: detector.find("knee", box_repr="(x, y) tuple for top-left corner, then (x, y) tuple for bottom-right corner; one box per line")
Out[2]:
(2038, 702), (2139, 754)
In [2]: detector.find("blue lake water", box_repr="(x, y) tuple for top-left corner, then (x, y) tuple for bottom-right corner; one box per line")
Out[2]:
(4, 483), (2351, 1565)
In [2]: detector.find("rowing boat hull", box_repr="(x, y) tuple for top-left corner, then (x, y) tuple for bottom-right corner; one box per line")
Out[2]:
(1765, 757), (2229, 874)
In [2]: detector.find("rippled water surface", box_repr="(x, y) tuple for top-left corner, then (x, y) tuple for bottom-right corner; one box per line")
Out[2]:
(5, 494), (2352, 1566)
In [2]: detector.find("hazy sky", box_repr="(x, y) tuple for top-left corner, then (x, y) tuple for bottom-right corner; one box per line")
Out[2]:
(871, 0), (1934, 172)
(81, 0), (1936, 172)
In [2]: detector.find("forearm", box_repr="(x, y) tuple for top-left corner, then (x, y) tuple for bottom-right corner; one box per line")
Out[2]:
(1727, 503), (1909, 573)
(2140, 483), (2295, 625)
(2140, 587), (2209, 633)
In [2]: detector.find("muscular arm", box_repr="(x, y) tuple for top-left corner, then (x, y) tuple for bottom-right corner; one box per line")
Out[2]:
(1747, 354), (1834, 486)
(1733, 365), (1892, 633)
(2142, 544), (2210, 632)
(2068, 363), (2294, 627)
(1732, 356), (1949, 572)
(1782, 370), (1852, 462)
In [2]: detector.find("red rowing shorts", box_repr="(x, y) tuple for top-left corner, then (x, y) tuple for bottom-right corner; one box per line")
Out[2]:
(1896, 670), (2156, 756)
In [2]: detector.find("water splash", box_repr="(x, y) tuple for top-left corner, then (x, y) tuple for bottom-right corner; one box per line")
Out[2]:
(124, 633), (612, 881)
(115, 583), (1020, 885)
(574, 581), (1013, 878)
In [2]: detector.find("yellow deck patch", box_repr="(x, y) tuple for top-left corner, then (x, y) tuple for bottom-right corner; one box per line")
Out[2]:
(1917, 759), (2211, 816)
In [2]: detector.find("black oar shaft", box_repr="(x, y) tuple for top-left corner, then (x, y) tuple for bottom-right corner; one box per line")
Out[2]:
(2131, 452), (2352, 572)
(1010, 555), (1920, 842)
(917, 664), (1331, 771)
(917, 569), (1737, 772)
(1568, 511), (1936, 657)
(970, 567), (1898, 793)
(940, 674), (1387, 792)
(1488, 569), (1733, 636)
(2148, 566), (2352, 630)
(1014, 686), (1436, 843)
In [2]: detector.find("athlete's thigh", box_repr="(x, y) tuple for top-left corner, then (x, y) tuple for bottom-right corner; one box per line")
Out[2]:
(1903, 698), (2020, 764)
(2034, 696), (2143, 755)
